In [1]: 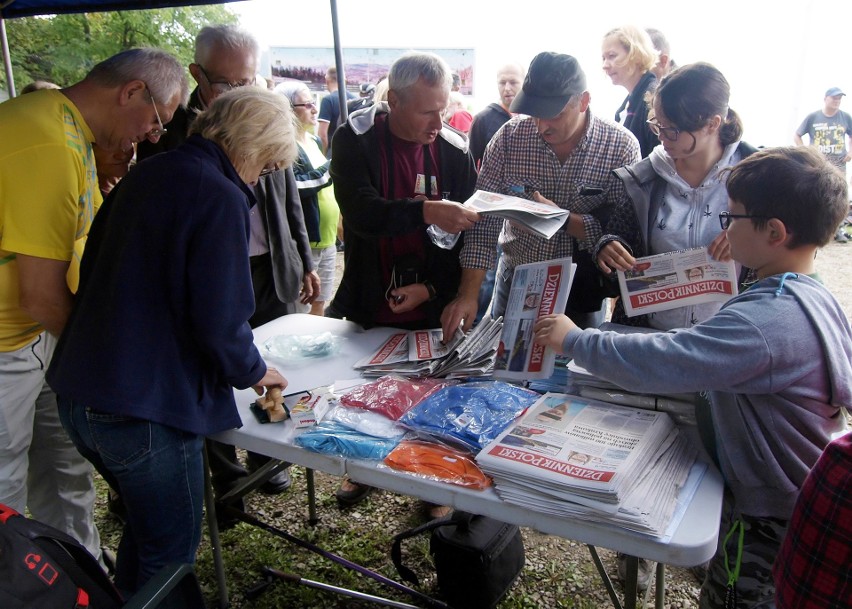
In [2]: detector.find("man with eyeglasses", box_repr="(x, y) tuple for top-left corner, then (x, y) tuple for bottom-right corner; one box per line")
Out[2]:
(0, 47), (187, 562)
(441, 52), (640, 340)
(137, 24), (314, 511)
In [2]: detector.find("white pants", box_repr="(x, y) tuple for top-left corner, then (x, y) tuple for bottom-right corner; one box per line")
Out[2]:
(0, 332), (100, 557)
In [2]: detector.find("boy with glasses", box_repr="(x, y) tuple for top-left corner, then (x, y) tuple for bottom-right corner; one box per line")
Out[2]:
(533, 146), (852, 609)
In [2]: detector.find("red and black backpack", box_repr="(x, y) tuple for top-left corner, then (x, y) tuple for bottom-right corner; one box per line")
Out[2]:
(0, 504), (123, 608)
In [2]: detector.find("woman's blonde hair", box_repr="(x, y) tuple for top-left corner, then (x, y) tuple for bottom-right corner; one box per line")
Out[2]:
(190, 87), (298, 170)
(603, 25), (658, 73)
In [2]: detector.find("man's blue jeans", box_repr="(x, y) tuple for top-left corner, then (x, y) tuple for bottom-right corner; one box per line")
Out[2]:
(58, 397), (204, 596)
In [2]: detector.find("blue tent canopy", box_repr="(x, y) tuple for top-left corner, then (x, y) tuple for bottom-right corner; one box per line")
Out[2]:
(0, 0), (231, 19)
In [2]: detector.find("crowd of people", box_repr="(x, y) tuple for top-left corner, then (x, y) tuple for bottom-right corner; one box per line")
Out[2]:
(1, 21), (850, 609)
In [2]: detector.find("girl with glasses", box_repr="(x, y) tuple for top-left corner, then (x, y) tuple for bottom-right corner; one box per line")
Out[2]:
(596, 61), (757, 331)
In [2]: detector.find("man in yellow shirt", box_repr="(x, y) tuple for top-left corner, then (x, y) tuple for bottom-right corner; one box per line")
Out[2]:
(0, 48), (187, 559)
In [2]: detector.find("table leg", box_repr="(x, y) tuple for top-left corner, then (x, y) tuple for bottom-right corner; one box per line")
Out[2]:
(655, 562), (666, 609)
(586, 545), (624, 609)
(203, 447), (229, 608)
(306, 468), (318, 525)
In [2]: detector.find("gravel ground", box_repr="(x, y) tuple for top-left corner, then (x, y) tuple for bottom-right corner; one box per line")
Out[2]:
(93, 239), (852, 608)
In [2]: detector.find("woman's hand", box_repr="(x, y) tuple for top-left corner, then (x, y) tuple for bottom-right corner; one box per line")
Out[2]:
(252, 367), (288, 396)
(388, 283), (429, 314)
(707, 231), (732, 262)
(597, 241), (635, 274)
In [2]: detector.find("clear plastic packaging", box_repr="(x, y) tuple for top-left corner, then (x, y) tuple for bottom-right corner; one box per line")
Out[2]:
(339, 375), (455, 420)
(398, 381), (540, 451)
(295, 421), (402, 460)
(383, 439), (491, 489)
(326, 403), (408, 439)
(262, 332), (344, 364)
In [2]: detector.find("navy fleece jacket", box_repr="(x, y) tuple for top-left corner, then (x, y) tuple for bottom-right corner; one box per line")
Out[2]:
(48, 136), (266, 435)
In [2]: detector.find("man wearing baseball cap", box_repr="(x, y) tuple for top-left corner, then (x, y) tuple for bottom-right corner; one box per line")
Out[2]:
(441, 51), (640, 338)
(794, 87), (852, 242)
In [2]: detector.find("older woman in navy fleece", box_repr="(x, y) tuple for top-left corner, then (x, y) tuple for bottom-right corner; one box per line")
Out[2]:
(47, 87), (298, 596)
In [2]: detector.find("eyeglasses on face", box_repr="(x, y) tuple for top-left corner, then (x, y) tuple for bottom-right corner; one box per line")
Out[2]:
(259, 162), (280, 177)
(197, 64), (256, 94)
(646, 119), (681, 142)
(143, 82), (167, 138)
(292, 102), (317, 110)
(718, 211), (772, 230)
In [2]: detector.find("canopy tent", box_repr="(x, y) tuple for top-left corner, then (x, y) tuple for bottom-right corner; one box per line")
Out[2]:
(0, 0), (350, 119)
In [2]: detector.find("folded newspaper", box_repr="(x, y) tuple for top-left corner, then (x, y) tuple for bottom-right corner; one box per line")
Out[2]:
(617, 247), (737, 317)
(476, 392), (698, 536)
(464, 189), (569, 239)
(493, 257), (575, 381)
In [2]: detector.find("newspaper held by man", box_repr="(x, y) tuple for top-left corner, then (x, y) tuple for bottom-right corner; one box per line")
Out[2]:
(476, 392), (699, 536)
(493, 258), (575, 381)
(617, 246), (737, 317)
(463, 189), (570, 239)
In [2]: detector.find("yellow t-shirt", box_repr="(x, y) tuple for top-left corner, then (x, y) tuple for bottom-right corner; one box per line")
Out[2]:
(0, 89), (101, 351)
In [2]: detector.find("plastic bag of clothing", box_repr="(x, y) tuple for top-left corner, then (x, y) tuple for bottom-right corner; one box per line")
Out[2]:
(326, 403), (408, 439)
(339, 375), (455, 420)
(384, 439), (491, 489)
(295, 421), (401, 460)
(262, 332), (344, 364)
(398, 381), (540, 452)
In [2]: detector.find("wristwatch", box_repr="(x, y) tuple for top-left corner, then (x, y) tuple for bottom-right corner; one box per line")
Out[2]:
(424, 280), (438, 302)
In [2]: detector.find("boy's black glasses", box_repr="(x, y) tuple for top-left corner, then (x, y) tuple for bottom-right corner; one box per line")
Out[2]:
(719, 211), (771, 230)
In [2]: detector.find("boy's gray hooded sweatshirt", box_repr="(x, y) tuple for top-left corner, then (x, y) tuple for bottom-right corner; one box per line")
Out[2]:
(563, 273), (852, 519)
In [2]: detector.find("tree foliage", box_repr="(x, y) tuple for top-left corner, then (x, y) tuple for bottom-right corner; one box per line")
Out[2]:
(2, 5), (238, 91)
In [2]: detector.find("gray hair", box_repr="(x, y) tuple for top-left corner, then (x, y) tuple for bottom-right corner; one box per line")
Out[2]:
(85, 48), (189, 108)
(273, 80), (310, 106)
(190, 87), (298, 172)
(195, 25), (259, 66)
(389, 52), (452, 102)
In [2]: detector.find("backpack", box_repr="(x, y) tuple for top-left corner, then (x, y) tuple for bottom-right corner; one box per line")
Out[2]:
(391, 511), (525, 609)
(0, 504), (123, 609)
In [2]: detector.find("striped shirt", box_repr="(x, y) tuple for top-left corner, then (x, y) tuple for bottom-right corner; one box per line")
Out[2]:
(460, 110), (640, 270)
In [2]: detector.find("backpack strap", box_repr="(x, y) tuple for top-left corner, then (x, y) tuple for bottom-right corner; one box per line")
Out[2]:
(391, 514), (459, 585)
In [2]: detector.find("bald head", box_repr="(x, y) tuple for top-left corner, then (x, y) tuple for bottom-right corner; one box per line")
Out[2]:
(496, 63), (525, 111)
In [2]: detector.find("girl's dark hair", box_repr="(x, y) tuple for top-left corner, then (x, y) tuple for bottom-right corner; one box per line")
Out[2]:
(655, 62), (743, 145)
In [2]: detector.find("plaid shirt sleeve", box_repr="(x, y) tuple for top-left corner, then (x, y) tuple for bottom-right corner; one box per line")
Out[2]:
(460, 126), (508, 270)
(773, 433), (852, 609)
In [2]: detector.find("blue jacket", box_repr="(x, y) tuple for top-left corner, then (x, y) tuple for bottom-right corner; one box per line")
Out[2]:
(47, 136), (266, 435)
(563, 273), (852, 519)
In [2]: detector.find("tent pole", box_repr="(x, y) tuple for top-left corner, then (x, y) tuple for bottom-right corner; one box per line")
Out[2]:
(329, 0), (347, 123)
(1, 18), (16, 98)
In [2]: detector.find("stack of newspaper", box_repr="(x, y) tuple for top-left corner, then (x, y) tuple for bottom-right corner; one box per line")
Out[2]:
(353, 316), (503, 378)
(464, 190), (570, 239)
(476, 392), (699, 536)
(565, 323), (697, 426)
(354, 256), (576, 380)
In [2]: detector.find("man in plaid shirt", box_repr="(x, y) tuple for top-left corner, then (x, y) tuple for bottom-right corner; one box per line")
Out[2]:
(441, 52), (640, 339)
(774, 432), (852, 609)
